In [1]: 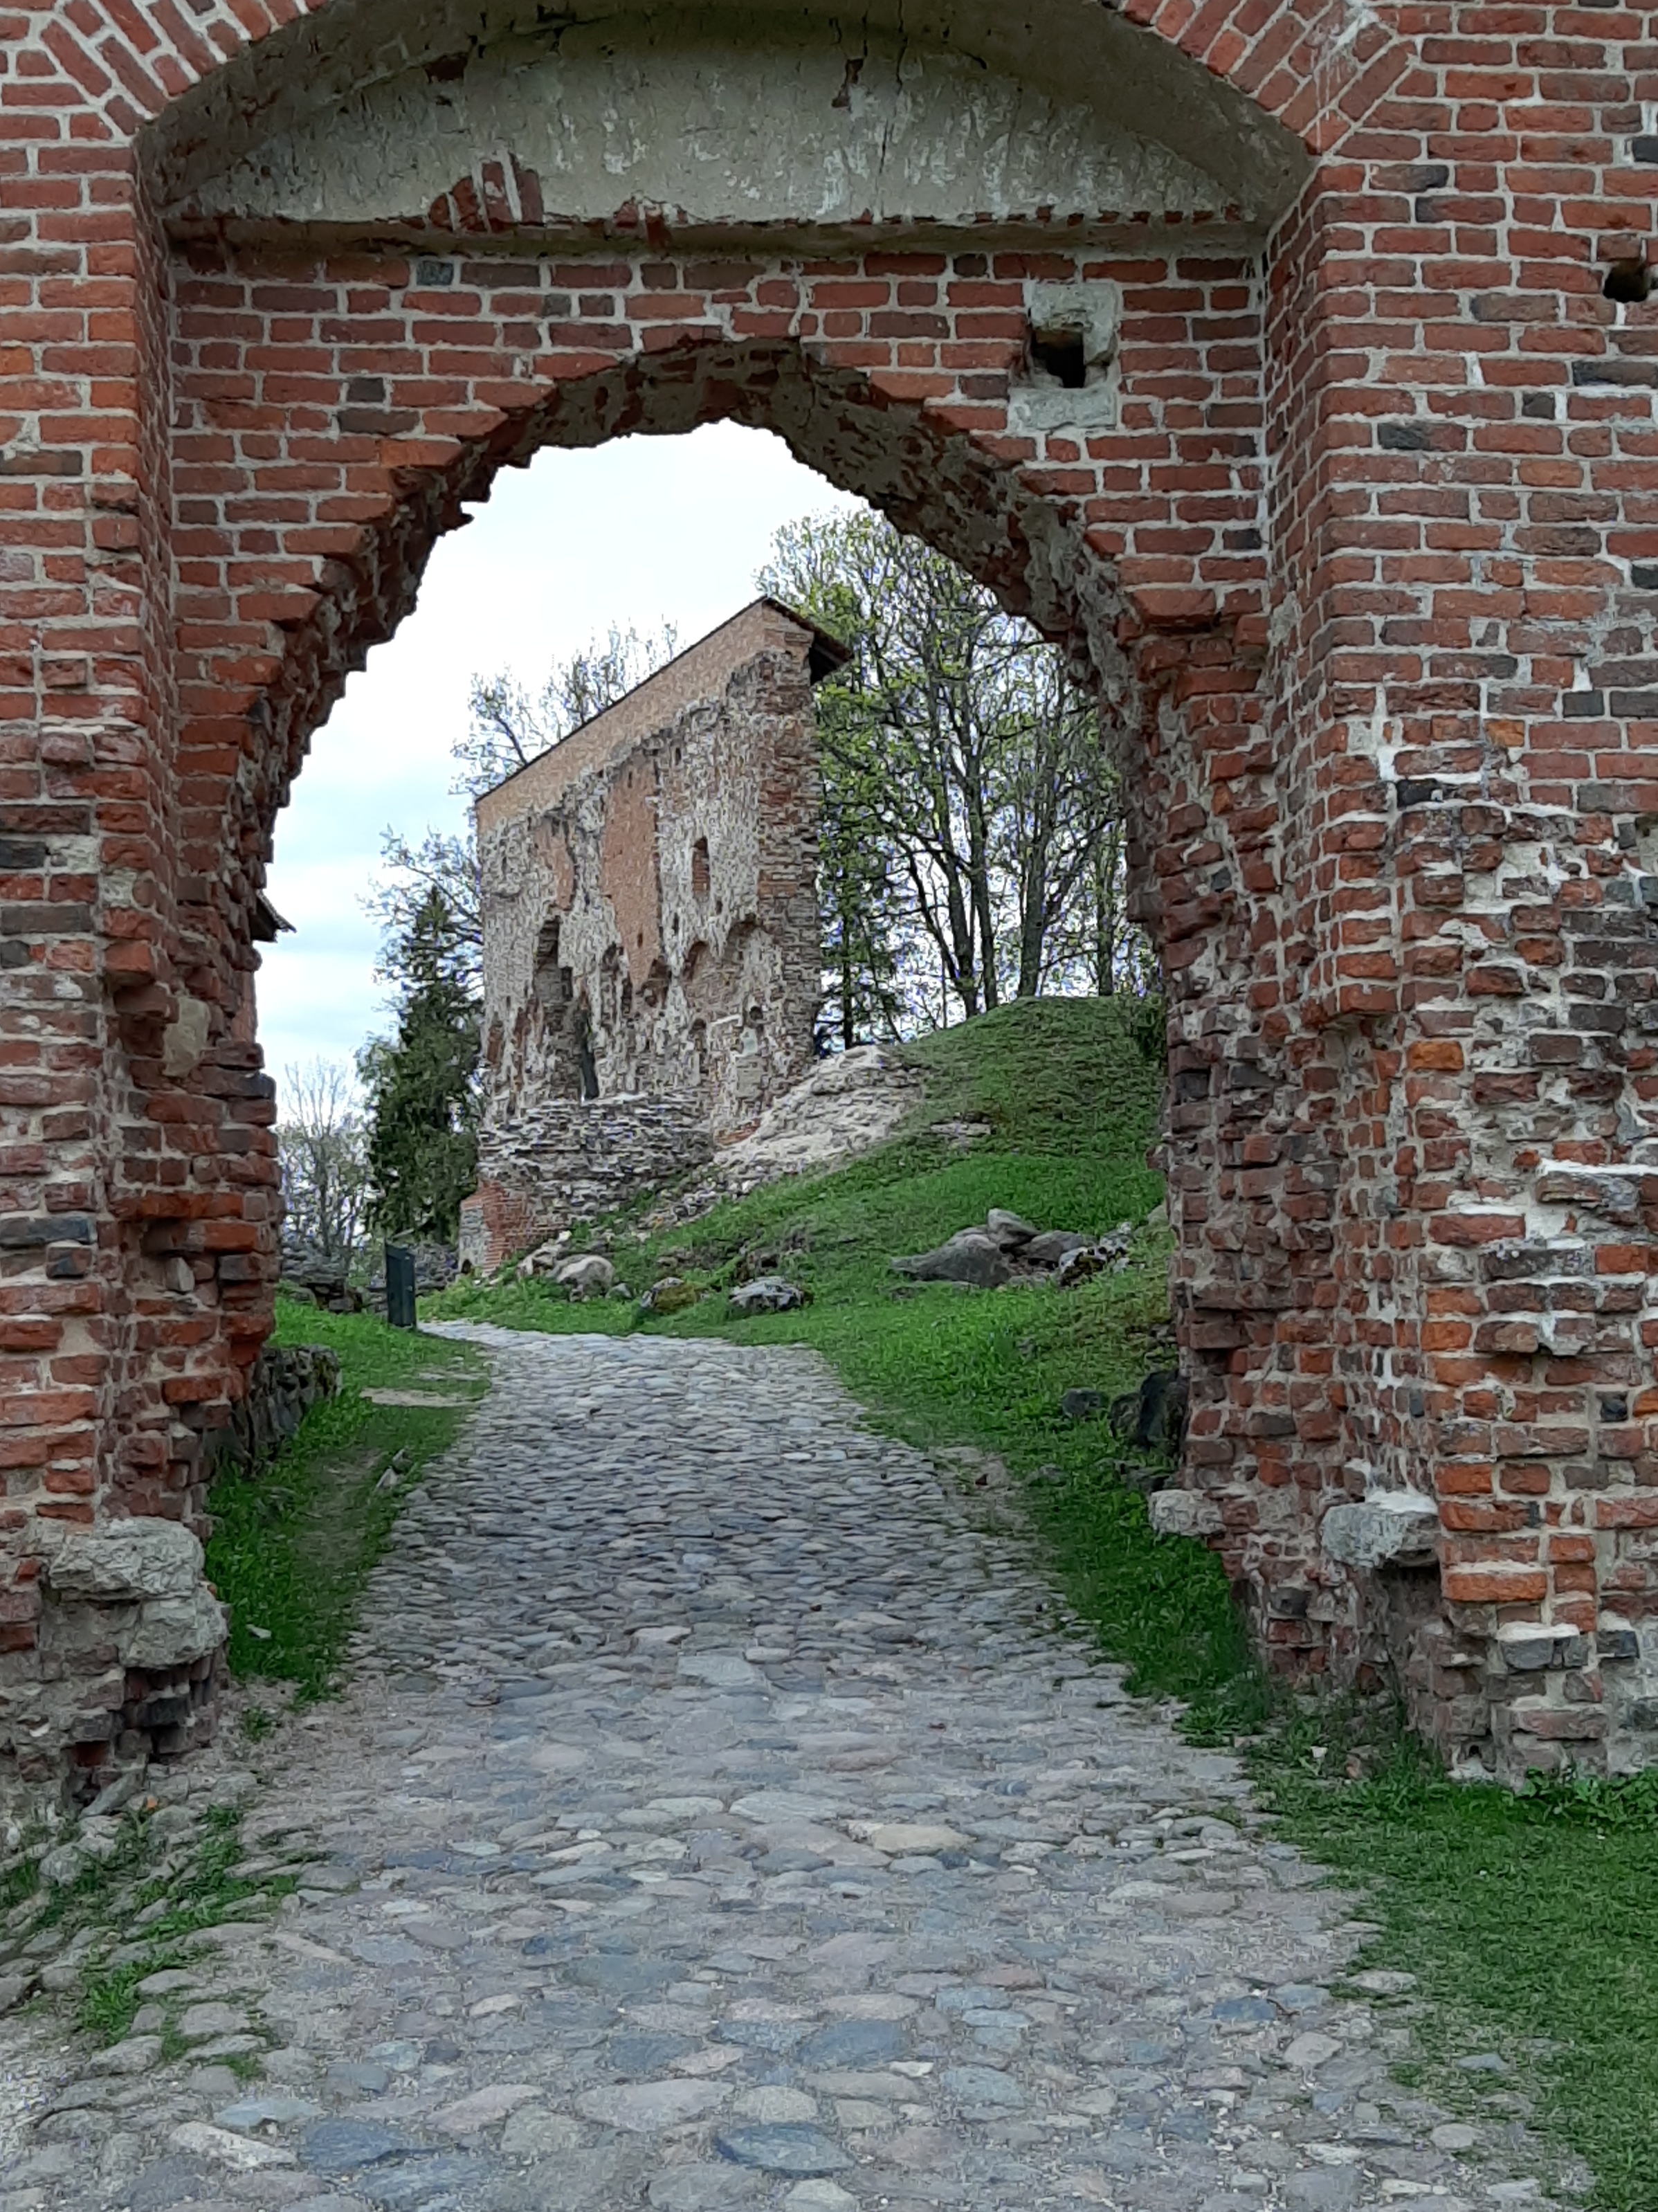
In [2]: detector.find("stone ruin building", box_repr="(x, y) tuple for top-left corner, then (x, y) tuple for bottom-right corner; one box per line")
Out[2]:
(460, 601), (841, 1272)
(6, 0), (1658, 1804)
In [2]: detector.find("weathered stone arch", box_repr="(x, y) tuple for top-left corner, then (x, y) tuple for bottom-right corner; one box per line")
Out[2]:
(6, 0), (1658, 1801)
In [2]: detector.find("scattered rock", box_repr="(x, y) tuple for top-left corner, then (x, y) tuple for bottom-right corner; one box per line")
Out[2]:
(729, 1277), (810, 1316)
(1054, 1246), (1106, 1287)
(640, 1277), (704, 1316)
(985, 1210), (1038, 1250)
(1062, 1388), (1106, 1422)
(890, 1234), (1011, 1289)
(555, 1254), (617, 1300)
(1023, 1230), (1091, 1267)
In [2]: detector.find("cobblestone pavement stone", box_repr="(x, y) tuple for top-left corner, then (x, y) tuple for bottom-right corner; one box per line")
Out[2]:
(2, 1326), (1560, 2212)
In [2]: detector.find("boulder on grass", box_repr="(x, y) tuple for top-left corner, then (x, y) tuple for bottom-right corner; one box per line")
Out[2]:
(729, 1277), (811, 1316)
(985, 1210), (1039, 1251)
(517, 1241), (564, 1280)
(640, 1276), (704, 1315)
(1024, 1230), (1091, 1269)
(890, 1232), (1011, 1290)
(554, 1254), (616, 1300)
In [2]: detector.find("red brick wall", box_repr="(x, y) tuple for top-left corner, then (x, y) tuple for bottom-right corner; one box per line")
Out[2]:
(3, 0), (1658, 1793)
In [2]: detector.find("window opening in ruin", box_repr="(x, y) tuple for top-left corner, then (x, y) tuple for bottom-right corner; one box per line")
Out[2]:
(532, 914), (567, 1010)
(692, 837), (711, 898)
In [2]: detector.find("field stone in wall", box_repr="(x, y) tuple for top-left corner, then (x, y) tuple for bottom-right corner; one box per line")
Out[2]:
(41, 1522), (228, 1676)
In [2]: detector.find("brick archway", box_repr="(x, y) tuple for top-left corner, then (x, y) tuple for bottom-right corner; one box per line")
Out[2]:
(5, 0), (1658, 1801)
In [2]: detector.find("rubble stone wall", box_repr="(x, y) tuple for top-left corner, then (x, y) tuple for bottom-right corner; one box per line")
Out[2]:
(4, 0), (1658, 1793)
(461, 1098), (716, 1275)
(212, 1344), (342, 1478)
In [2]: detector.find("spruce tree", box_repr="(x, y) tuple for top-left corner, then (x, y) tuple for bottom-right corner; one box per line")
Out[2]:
(359, 887), (480, 1242)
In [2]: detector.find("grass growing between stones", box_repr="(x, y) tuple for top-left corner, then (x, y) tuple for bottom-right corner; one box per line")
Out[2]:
(206, 1300), (486, 1701)
(71, 1804), (307, 2046)
(426, 993), (1658, 2207)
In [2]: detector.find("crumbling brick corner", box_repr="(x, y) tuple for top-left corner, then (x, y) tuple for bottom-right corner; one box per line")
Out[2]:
(463, 601), (835, 1270)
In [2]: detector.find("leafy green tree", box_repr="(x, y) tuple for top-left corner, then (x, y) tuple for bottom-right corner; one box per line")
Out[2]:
(358, 888), (480, 1242)
(762, 511), (1140, 1026)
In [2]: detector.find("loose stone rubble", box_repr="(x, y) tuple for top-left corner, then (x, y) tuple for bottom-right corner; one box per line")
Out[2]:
(0, 1328), (1567, 2211)
(215, 1345), (342, 1479)
(891, 1215), (1140, 1293)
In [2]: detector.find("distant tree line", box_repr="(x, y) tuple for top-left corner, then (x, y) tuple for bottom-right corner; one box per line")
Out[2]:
(292, 518), (1155, 1251)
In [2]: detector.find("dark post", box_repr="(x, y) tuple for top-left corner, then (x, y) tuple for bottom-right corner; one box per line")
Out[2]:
(385, 1243), (417, 1330)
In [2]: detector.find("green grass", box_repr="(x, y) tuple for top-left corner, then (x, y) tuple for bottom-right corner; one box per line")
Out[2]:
(1248, 1707), (1658, 2208)
(426, 994), (1658, 2208)
(205, 1299), (486, 1701)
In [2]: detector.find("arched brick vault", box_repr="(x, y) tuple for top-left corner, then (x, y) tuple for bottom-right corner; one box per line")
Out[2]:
(5, 0), (1658, 1802)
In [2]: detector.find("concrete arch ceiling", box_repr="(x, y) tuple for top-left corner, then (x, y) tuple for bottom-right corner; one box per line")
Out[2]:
(147, 0), (1310, 244)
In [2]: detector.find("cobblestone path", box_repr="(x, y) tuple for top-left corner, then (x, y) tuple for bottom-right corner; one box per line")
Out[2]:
(4, 1327), (1556, 2212)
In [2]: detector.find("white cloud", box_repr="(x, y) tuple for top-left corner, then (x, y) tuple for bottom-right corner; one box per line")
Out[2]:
(258, 422), (861, 1108)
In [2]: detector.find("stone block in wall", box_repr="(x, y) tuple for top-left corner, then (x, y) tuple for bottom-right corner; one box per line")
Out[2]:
(1320, 1494), (1439, 1572)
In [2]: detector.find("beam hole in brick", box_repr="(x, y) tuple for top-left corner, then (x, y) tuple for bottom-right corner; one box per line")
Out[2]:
(1030, 325), (1089, 390)
(1603, 257), (1655, 304)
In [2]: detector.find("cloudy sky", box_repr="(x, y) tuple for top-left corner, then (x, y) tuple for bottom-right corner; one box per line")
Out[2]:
(258, 423), (862, 1111)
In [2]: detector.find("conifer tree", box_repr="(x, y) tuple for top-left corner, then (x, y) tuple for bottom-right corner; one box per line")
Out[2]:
(358, 887), (480, 1242)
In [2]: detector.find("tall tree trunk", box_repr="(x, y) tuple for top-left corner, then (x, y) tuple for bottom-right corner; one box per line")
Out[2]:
(1017, 825), (1050, 997)
(1093, 829), (1120, 995)
(965, 779), (999, 1010)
